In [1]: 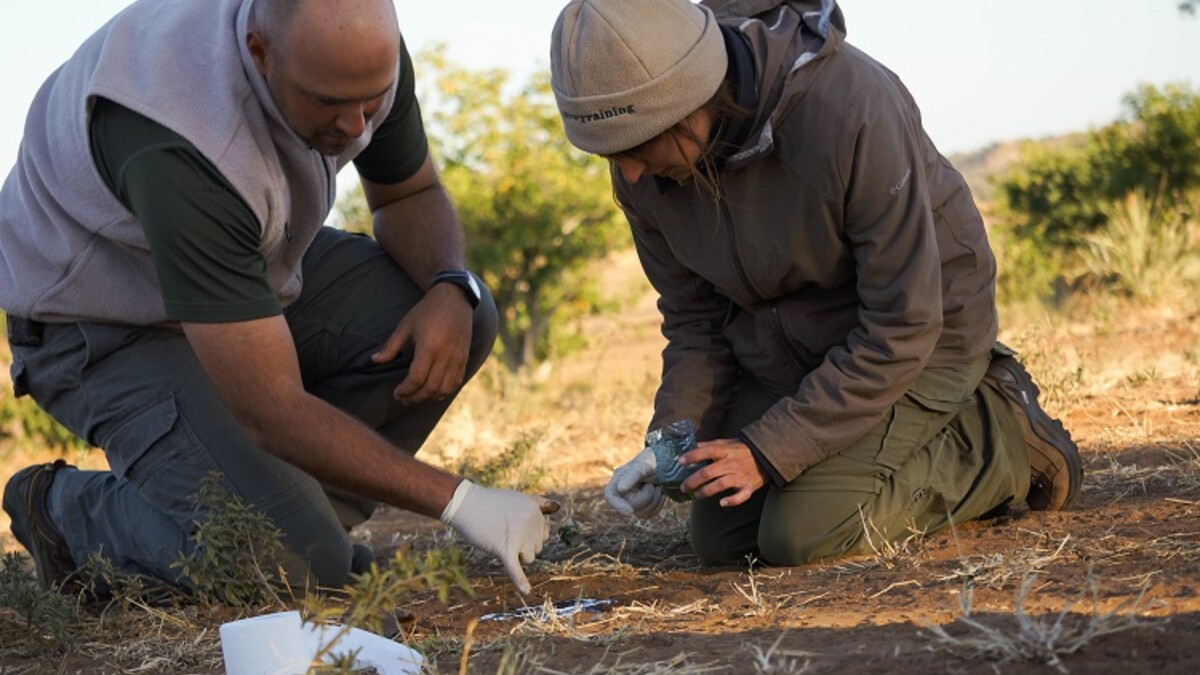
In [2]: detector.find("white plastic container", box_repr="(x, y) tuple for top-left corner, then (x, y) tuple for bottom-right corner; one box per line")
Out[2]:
(220, 610), (422, 675)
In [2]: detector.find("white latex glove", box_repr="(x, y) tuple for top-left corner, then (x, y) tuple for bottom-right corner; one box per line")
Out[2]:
(440, 480), (556, 595)
(604, 447), (665, 519)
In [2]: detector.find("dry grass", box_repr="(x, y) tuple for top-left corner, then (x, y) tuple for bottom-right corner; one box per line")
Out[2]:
(941, 532), (1074, 589)
(746, 632), (816, 674)
(524, 651), (728, 675)
(2, 270), (1199, 672)
(1086, 440), (1200, 502)
(922, 571), (1155, 673)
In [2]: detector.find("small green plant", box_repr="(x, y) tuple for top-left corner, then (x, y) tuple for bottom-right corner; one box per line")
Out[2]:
(76, 551), (184, 611)
(456, 429), (546, 492)
(171, 474), (286, 607)
(303, 546), (473, 673)
(0, 552), (78, 655)
(1125, 366), (1161, 387)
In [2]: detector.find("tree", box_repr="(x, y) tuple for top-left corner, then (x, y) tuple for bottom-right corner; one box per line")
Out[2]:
(336, 49), (627, 372)
(989, 83), (1200, 301)
(994, 83), (1200, 250)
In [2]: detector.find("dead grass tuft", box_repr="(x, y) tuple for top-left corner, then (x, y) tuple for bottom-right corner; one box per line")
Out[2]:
(1087, 441), (1200, 502)
(941, 534), (1074, 589)
(746, 632), (816, 674)
(524, 648), (728, 675)
(923, 571), (1155, 673)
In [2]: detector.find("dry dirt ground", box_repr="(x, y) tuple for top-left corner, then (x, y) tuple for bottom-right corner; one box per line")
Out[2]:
(366, 300), (1200, 675)
(2, 264), (1199, 673)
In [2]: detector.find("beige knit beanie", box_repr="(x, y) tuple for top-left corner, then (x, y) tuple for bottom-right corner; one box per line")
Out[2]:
(550, 0), (728, 156)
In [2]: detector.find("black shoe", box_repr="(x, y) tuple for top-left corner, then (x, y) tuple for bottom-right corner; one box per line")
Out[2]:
(350, 542), (376, 575)
(985, 353), (1083, 511)
(3, 460), (79, 590)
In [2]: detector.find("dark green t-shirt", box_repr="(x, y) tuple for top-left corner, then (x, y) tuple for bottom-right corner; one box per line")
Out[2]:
(89, 46), (428, 323)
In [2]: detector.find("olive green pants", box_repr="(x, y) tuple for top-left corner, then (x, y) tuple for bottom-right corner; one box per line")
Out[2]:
(689, 351), (1029, 566)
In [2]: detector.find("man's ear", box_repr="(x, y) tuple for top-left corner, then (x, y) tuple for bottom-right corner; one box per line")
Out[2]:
(246, 30), (270, 75)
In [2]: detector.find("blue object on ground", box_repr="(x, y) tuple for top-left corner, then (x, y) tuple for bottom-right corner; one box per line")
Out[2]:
(479, 598), (618, 622)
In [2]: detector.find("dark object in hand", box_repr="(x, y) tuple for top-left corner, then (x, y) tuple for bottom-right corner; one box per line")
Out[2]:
(647, 420), (708, 502)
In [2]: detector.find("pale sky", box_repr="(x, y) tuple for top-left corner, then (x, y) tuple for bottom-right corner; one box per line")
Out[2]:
(1, 0), (1197, 182)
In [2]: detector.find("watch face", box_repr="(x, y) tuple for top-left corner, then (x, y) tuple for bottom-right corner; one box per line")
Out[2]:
(466, 273), (481, 299)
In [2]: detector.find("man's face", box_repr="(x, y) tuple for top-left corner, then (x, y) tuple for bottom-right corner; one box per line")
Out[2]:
(248, 17), (398, 156)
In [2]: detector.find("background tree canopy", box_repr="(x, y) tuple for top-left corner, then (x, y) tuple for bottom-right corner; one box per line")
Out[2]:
(337, 49), (627, 373)
(336, 59), (1199, 363)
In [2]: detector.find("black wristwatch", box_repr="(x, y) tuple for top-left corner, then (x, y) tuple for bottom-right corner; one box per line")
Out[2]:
(431, 270), (482, 309)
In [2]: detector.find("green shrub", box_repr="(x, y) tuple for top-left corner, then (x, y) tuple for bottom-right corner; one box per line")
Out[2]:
(990, 83), (1200, 304)
(1080, 190), (1200, 300)
(0, 552), (78, 656)
(171, 474), (286, 606)
(455, 429), (547, 492)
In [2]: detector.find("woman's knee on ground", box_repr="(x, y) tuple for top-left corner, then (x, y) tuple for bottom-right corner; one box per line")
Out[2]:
(756, 509), (870, 566)
(690, 526), (757, 567)
(687, 511), (759, 567)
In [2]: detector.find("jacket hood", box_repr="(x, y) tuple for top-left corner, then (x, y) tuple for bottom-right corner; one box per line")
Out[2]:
(703, 0), (846, 165)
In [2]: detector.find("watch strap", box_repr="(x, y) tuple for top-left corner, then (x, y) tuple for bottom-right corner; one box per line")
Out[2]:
(431, 270), (482, 309)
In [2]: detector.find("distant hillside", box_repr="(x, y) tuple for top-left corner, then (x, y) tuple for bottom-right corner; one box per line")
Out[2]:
(948, 133), (1087, 208)
(946, 141), (1022, 207)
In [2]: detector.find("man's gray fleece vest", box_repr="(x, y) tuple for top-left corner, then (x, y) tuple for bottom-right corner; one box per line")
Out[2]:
(0, 0), (395, 324)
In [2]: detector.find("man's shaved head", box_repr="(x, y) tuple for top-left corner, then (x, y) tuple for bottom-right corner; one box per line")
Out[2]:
(247, 0), (403, 155)
(250, 0), (400, 58)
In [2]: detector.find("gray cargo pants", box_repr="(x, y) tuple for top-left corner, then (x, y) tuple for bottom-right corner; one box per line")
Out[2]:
(7, 227), (497, 587)
(689, 350), (1030, 566)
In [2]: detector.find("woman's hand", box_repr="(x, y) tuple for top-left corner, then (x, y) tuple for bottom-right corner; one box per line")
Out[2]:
(679, 439), (767, 507)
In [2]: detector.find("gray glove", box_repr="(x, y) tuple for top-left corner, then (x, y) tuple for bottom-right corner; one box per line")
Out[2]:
(604, 448), (665, 518)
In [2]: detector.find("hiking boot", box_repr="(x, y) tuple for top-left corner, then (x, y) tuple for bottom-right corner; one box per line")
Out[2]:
(985, 354), (1083, 511)
(3, 460), (79, 590)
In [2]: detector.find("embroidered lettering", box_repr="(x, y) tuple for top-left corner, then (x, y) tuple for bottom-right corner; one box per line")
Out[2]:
(562, 105), (638, 124)
(888, 168), (912, 196)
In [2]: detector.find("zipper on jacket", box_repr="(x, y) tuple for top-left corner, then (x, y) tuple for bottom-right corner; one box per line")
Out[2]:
(720, 201), (766, 304)
(769, 304), (813, 371)
(720, 194), (812, 372)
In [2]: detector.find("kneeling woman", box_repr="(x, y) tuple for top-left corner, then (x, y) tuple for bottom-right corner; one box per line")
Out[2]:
(548, 0), (1080, 565)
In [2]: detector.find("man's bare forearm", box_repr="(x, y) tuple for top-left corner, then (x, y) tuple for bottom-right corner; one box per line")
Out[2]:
(183, 318), (460, 519)
(258, 385), (460, 518)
